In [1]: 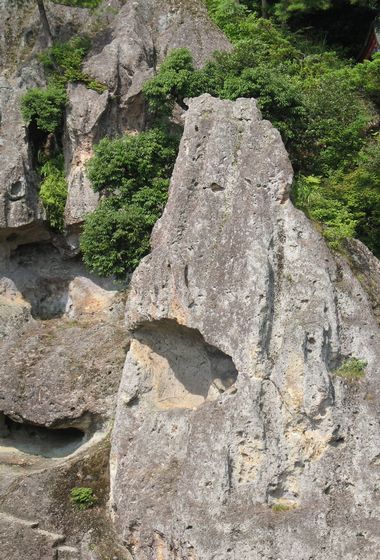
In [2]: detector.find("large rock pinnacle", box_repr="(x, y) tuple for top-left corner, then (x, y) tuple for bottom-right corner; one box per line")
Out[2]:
(111, 94), (380, 559)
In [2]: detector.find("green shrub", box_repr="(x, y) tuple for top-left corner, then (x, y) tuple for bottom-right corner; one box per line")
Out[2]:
(70, 487), (97, 510)
(86, 128), (178, 195)
(142, 48), (203, 116)
(293, 139), (380, 252)
(39, 36), (106, 93)
(21, 85), (67, 133)
(81, 129), (178, 278)
(333, 358), (367, 381)
(81, 200), (154, 278)
(39, 155), (68, 232)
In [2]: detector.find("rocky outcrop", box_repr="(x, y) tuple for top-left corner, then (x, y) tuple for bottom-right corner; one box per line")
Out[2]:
(111, 95), (380, 559)
(1, 0), (231, 247)
(0, 242), (126, 428)
(0, 240), (128, 560)
(0, 67), (45, 239)
(0, 4), (230, 559)
(65, 0), (230, 235)
(0, 0), (96, 245)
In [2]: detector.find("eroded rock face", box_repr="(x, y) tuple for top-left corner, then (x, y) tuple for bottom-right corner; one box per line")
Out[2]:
(0, 243), (127, 428)
(111, 95), (380, 559)
(0, 0), (96, 242)
(64, 0), (231, 234)
(0, 69), (45, 236)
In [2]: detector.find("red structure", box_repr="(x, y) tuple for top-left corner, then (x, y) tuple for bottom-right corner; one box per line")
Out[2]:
(358, 17), (380, 61)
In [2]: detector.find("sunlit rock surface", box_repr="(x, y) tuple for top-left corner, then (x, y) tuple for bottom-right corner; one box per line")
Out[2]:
(111, 94), (380, 560)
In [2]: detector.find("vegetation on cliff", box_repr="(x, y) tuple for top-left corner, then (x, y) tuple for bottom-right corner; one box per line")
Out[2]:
(144, 3), (380, 258)
(80, 130), (179, 278)
(16, 0), (380, 277)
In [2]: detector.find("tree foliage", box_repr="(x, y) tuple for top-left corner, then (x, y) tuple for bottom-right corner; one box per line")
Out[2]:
(39, 155), (68, 231)
(21, 85), (68, 133)
(143, 12), (379, 255)
(81, 130), (179, 278)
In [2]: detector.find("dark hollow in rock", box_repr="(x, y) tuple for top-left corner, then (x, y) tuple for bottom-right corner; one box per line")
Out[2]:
(133, 319), (238, 409)
(0, 413), (86, 458)
(23, 277), (71, 320)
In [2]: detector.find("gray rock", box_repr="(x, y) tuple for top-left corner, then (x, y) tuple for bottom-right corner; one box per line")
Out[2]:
(0, 243), (127, 428)
(64, 0), (231, 230)
(0, 71), (45, 237)
(111, 95), (380, 559)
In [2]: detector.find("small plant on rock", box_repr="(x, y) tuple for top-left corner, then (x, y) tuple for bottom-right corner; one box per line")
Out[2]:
(332, 358), (367, 381)
(70, 487), (97, 510)
(271, 502), (297, 512)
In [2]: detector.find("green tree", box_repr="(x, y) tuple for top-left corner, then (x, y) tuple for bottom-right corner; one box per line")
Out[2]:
(81, 129), (179, 278)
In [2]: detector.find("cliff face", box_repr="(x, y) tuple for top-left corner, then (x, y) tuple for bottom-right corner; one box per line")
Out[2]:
(0, 0), (230, 251)
(1, 2), (380, 560)
(0, 2), (231, 560)
(111, 95), (380, 559)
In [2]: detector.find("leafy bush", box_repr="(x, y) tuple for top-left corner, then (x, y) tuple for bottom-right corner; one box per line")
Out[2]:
(271, 502), (296, 512)
(81, 129), (178, 278)
(333, 358), (367, 381)
(142, 49), (202, 116)
(70, 487), (97, 510)
(21, 85), (68, 133)
(39, 155), (68, 232)
(86, 128), (178, 195)
(39, 36), (106, 93)
(81, 200), (154, 277)
(293, 139), (380, 251)
(143, 11), (379, 256)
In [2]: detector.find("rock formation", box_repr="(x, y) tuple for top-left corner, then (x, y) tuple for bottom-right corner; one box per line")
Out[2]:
(111, 94), (380, 559)
(1, 1), (380, 559)
(0, 2), (230, 559)
(65, 0), (230, 240)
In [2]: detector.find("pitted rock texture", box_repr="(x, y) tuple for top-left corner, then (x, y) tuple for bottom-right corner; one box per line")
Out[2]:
(0, 68), (45, 235)
(0, 243), (127, 428)
(111, 95), (380, 560)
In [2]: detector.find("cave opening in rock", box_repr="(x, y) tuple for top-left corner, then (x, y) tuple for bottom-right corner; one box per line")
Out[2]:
(0, 413), (86, 458)
(133, 320), (238, 409)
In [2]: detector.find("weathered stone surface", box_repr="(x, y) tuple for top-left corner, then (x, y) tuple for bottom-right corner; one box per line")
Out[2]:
(0, 4), (230, 560)
(0, 243), (127, 428)
(0, 70), (45, 235)
(63, 84), (106, 228)
(343, 238), (380, 323)
(64, 0), (231, 231)
(111, 95), (380, 559)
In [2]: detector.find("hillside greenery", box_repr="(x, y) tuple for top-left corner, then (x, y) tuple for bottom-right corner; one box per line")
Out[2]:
(143, 4), (380, 258)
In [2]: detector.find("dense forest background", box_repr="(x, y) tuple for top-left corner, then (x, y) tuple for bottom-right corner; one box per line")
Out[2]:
(19, 0), (380, 277)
